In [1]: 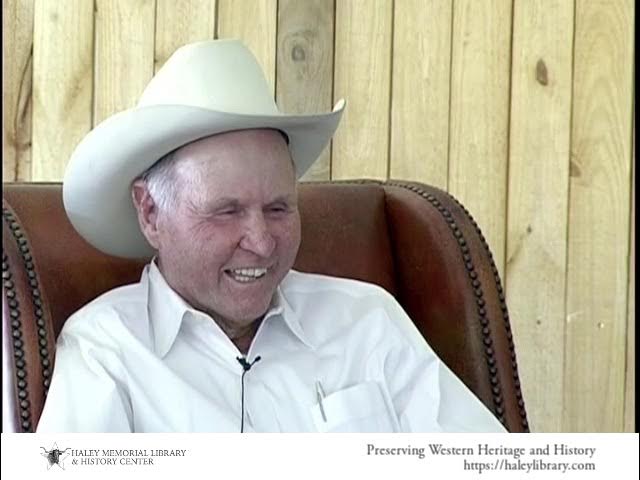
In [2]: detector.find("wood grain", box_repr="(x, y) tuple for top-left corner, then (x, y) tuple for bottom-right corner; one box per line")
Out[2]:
(32, 0), (93, 181)
(154, 0), (216, 73)
(624, 112), (634, 433)
(505, 0), (574, 433)
(93, 0), (155, 125)
(448, 0), (512, 280)
(217, 0), (277, 95)
(276, 0), (335, 181)
(390, 0), (451, 189)
(564, 0), (634, 432)
(2, 0), (34, 181)
(332, 0), (392, 180)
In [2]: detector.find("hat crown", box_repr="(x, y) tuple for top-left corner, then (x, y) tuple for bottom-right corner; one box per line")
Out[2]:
(138, 39), (279, 115)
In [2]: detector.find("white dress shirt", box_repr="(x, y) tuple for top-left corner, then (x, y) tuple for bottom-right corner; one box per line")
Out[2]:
(37, 263), (506, 432)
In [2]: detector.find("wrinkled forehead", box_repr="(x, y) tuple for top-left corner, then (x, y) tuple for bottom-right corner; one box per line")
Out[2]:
(172, 129), (297, 198)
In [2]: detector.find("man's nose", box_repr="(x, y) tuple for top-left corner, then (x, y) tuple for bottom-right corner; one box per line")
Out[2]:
(239, 213), (276, 257)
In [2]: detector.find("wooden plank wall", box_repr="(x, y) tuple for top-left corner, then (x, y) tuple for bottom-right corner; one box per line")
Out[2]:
(32, 0), (94, 180)
(564, 0), (634, 432)
(3, 0), (34, 182)
(626, 119), (634, 433)
(449, 0), (512, 280)
(2, 0), (635, 433)
(507, 0), (574, 432)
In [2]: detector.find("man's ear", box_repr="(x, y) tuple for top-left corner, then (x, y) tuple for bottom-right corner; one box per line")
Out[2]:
(131, 180), (162, 250)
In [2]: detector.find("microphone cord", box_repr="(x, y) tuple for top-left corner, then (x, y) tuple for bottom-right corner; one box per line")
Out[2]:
(236, 355), (261, 433)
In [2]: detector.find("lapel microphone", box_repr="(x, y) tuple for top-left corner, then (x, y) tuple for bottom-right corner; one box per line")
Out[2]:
(236, 355), (262, 371)
(236, 355), (262, 432)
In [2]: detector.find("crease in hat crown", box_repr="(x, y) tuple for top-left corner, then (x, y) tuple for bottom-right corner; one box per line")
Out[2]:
(63, 38), (345, 259)
(138, 40), (279, 115)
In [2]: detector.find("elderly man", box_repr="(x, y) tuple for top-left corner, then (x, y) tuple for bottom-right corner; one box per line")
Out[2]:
(37, 40), (505, 433)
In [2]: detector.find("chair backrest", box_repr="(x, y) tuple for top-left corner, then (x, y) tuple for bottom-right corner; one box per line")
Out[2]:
(2, 180), (529, 432)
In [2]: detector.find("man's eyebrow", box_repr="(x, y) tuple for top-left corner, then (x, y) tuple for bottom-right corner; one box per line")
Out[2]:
(205, 198), (241, 210)
(267, 194), (297, 205)
(203, 194), (297, 209)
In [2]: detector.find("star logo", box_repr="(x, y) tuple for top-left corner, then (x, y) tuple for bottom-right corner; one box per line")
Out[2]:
(40, 443), (70, 470)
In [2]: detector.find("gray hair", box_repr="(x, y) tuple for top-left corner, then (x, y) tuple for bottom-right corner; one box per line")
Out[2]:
(137, 150), (181, 212)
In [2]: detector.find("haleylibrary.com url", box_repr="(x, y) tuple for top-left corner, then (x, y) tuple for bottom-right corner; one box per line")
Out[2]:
(463, 458), (596, 474)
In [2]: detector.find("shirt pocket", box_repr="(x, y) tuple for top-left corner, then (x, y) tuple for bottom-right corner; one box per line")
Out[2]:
(310, 381), (399, 432)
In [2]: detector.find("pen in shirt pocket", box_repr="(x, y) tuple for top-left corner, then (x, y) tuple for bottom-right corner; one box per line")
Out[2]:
(316, 380), (327, 422)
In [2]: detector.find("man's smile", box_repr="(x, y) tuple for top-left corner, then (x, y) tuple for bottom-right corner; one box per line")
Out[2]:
(224, 267), (269, 283)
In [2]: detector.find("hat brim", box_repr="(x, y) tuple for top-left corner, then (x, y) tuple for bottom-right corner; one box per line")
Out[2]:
(63, 101), (345, 258)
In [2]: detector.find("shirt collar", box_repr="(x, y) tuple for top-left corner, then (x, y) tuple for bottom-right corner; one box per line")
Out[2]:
(146, 261), (193, 358)
(144, 262), (314, 357)
(265, 281), (314, 350)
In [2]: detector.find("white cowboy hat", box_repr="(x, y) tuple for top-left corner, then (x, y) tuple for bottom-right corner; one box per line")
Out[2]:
(63, 39), (345, 259)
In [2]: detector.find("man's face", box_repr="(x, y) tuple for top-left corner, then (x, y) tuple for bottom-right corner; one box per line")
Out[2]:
(151, 129), (300, 335)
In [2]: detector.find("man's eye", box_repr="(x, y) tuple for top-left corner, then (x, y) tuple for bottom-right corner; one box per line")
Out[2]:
(216, 208), (239, 216)
(268, 205), (288, 213)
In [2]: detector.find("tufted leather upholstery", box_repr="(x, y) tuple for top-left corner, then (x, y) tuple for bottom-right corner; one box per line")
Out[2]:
(2, 181), (529, 432)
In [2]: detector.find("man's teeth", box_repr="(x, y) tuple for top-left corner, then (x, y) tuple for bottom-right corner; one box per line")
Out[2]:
(227, 268), (268, 282)
(232, 268), (267, 277)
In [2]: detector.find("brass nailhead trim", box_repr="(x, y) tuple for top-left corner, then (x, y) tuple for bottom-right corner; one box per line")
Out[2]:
(1, 247), (31, 432)
(445, 191), (530, 432)
(3, 205), (55, 432)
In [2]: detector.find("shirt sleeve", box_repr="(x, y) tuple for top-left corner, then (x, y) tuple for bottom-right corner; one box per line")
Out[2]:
(378, 292), (507, 433)
(36, 331), (133, 433)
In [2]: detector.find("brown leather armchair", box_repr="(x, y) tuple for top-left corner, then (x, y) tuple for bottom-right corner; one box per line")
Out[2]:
(2, 180), (529, 432)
